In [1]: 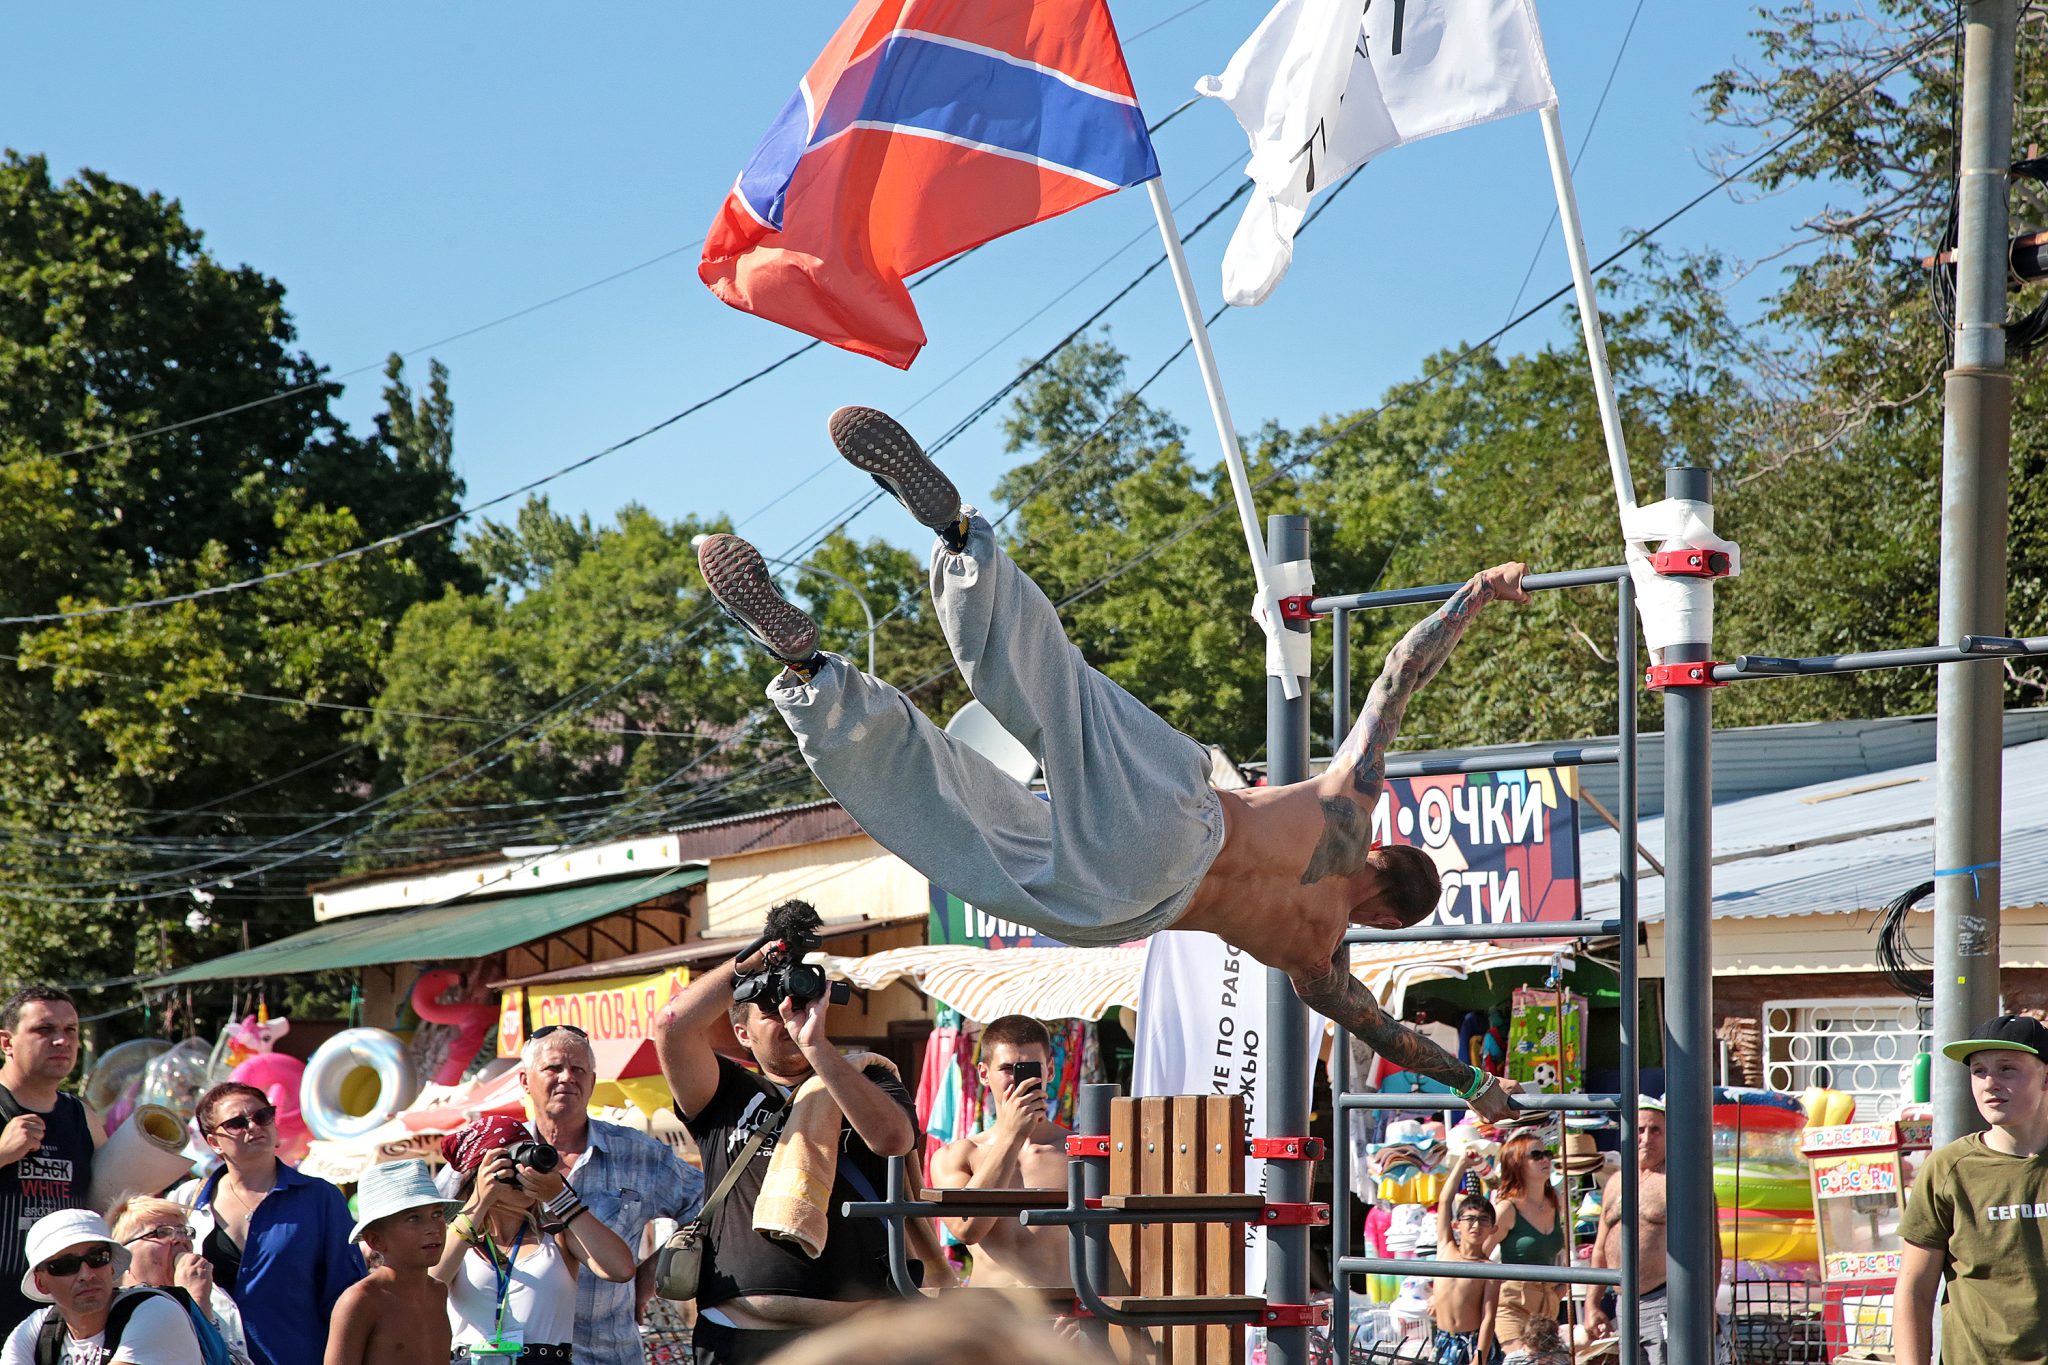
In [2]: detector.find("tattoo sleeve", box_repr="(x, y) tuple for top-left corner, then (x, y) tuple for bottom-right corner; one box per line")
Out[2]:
(1331, 576), (1495, 804)
(1289, 963), (1472, 1091)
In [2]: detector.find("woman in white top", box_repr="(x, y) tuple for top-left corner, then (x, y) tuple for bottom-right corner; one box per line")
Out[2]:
(105, 1196), (251, 1364)
(434, 1116), (633, 1361)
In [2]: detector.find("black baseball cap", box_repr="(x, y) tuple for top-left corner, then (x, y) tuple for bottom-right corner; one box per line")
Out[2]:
(1941, 1014), (2048, 1064)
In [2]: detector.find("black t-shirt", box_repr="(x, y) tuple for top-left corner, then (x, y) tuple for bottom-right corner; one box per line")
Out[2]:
(0, 1085), (95, 1332)
(680, 1054), (919, 1309)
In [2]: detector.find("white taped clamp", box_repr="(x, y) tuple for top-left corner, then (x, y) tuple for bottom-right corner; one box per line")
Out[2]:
(1254, 558), (1315, 680)
(1620, 498), (1740, 659)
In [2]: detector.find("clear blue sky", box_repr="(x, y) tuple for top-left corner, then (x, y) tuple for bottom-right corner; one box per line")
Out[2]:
(4, 3), (1816, 575)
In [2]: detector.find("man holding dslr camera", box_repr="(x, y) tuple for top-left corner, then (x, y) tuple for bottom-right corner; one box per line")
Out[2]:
(655, 900), (919, 1365)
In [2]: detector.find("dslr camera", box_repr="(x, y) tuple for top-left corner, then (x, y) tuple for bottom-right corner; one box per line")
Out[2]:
(498, 1139), (560, 1184)
(732, 900), (853, 1010)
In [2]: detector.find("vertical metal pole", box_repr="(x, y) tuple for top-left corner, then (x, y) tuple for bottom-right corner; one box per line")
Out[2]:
(1931, 0), (2016, 1145)
(1266, 514), (1314, 1365)
(1329, 608), (1353, 1364)
(1078, 1081), (1116, 1355)
(1617, 586), (1641, 1361)
(1660, 468), (1716, 1365)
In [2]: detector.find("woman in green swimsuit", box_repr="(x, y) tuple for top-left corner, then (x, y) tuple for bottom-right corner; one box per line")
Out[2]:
(1483, 1131), (1565, 1349)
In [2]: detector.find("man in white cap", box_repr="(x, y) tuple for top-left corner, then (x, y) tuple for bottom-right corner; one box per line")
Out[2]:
(1896, 1013), (2048, 1365)
(0, 1208), (204, 1363)
(1586, 1097), (1718, 1364)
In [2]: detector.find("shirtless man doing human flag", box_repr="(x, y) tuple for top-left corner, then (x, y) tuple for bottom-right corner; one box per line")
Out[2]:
(697, 407), (1526, 1120)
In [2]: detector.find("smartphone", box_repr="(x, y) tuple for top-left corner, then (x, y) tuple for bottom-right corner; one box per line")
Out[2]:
(1012, 1060), (1043, 1086)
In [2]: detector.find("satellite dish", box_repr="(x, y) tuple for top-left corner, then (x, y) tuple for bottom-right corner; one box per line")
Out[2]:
(944, 700), (1040, 786)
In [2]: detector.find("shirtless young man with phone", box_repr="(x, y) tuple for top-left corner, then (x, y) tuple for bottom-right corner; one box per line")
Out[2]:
(928, 1016), (1072, 1291)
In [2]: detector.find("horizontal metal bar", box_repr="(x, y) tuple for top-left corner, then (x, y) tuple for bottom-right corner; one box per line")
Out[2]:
(1022, 1205), (1276, 1228)
(1383, 745), (1619, 777)
(1337, 1092), (1620, 1113)
(1312, 565), (1628, 614)
(1345, 917), (1620, 945)
(844, 1198), (1057, 1222)
(1337, 1255), (1621, 1288)
(1715, 634), (2048, 681)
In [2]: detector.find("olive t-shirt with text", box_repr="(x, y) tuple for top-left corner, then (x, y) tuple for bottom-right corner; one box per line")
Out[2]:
(1898, 1131), (2048, 1365)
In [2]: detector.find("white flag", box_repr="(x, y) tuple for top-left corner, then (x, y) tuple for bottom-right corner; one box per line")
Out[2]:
(1197, 0), (1558, 306)
(1133, 931), (1323, 1299)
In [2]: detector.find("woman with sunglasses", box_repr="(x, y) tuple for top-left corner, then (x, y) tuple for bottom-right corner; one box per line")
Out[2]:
(1482, 1130), (1567, 1352)
(106, 1196), (251, 1364)
(187, 1082), (365, 1365)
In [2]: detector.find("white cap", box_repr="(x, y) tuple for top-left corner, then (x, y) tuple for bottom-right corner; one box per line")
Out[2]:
(21, 1210), (128, 1304)
(349, 1159), (462, 1244)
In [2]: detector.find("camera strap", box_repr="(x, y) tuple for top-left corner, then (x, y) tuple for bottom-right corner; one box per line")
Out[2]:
(692, 1097), (790, 1237)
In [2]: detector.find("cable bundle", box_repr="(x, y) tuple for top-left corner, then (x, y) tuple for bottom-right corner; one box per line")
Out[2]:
(1873, 879), (1936, 999)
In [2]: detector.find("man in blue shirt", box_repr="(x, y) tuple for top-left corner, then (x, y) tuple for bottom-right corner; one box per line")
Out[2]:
(515, 1024), (704, 1365)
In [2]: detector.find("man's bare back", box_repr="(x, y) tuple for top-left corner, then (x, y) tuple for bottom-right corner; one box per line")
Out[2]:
(929, 1028), (1074, 1291)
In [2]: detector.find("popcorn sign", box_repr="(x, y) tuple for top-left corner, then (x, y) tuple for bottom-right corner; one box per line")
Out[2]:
(1815, 1153), (1900, 1199)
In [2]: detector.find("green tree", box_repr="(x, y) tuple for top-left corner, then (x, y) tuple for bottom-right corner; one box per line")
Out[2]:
(0, 153), (472, 1001)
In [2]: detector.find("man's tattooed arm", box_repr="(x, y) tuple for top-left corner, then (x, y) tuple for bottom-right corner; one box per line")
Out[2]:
(1290, 959), (1516, 1121)
(1329, 573), (1500, 807)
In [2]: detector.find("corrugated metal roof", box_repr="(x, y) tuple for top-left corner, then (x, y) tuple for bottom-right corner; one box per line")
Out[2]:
(1579, 737), (2048, 923)
(1353, 706), (2048, 818)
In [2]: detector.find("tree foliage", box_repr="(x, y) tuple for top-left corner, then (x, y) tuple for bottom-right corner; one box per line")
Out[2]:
(0, 153), (471, 998)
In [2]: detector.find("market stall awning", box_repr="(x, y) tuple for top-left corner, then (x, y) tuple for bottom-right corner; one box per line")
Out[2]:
(822, 945), (1147, 1024)
(152, 867), (706, 985)
(820, 937), (1580, 1025)
(494, 911), (922, 989)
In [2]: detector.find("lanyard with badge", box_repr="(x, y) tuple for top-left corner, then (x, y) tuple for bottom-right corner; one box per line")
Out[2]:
(472, 1225), (528, 1360)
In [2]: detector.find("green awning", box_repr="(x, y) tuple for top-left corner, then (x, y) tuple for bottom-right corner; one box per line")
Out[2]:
(152, 866), (706, 985)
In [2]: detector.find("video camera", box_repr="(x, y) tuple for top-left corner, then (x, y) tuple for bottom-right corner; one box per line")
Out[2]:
(732, 899), (852, 1011)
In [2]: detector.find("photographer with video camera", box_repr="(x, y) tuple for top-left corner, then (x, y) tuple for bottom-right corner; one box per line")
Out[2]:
(654, 900), (920, 1365)
(435, 1114), (635, 1361)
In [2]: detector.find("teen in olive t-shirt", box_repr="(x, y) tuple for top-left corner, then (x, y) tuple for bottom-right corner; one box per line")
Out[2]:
(1898, 1133), (2048, 1365)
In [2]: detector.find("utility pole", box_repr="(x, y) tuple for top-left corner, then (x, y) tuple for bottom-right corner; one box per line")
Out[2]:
(1931, 0), (2017, 1145)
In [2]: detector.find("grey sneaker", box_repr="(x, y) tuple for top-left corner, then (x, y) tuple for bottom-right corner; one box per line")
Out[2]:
(695, 534), (821, 667)
(827, 405), (969, 547)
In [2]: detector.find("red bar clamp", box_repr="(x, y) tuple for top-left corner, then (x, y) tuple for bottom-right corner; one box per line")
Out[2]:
(1066, 1135), (1113, 1158)
(1649, 548), (1732, 578)
(1261, 1303), (1333, 1328)
(1258, 1202), (1331, 1227)
(1277, 594), (1322, 622)
(1645, 662), (1726, 690)
(1248, 1137), (1326, 1161)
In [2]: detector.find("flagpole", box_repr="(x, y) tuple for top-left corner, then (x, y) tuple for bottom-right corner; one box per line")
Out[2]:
(1537, 102), (1638, 512)
(1144, 176), (1302, 700)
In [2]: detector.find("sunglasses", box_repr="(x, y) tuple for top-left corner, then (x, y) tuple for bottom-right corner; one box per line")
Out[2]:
(40, 1247), (115, 1278)
(123, 1225), (194, 1245)
(1531, 1150), (1557, 1161)
(529, 1024), (588, 1043)
(210, 1105), (277, 1134)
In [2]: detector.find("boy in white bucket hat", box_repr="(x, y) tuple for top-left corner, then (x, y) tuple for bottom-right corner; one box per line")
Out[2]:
(326, 1160), (460, 1365)
(0, 1208), (205, 1363)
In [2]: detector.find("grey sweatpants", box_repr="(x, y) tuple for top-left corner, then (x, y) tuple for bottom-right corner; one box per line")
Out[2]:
(769, 514), (1225, 947)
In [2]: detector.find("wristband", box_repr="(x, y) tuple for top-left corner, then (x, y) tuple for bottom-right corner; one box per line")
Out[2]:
(1456, 1066), (1489, 1102)
(541, 1183), (580, 1219)
(540, 1201), (587, 1235)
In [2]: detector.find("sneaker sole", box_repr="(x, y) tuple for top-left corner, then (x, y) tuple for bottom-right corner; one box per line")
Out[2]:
(695, 535), (820, 663)
(828, 406), (961, 531)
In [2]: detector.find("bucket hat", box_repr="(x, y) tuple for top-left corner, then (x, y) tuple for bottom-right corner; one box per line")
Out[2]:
(21, 1210), (128, 1304)
(349, 1158), (463, 1244)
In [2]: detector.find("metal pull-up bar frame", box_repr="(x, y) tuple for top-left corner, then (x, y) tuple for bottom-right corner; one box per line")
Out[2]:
(1314, 528), (1644, 1365)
